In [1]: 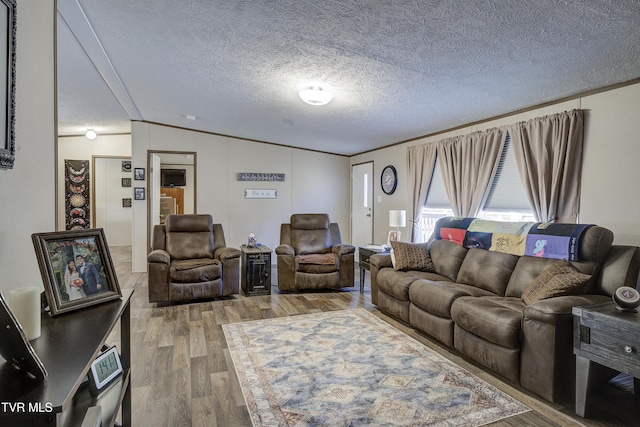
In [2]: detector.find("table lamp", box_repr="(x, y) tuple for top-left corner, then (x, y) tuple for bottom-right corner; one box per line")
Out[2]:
(388, 210), (406, 243)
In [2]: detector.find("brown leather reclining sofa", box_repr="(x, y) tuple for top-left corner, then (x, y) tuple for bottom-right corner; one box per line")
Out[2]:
(370, 217), (640, 403)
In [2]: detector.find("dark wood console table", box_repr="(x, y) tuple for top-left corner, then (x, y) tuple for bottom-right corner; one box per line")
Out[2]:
(573, 301), (640, 417)
(0, 289), (133, 426)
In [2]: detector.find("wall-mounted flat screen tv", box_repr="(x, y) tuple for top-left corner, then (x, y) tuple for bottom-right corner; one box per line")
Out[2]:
(161, 169), (186, 187)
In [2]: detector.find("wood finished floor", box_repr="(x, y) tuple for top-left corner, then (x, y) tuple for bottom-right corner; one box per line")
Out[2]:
(109, 246), (639, 426)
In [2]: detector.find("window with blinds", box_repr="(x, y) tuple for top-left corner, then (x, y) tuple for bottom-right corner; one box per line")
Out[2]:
(416, 134), (534, 242)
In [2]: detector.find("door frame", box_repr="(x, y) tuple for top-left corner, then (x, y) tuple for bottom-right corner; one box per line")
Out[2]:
(351, 161), (374, 249)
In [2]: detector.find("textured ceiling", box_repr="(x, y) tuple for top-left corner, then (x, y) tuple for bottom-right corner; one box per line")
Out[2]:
(57, 0), (640, 155)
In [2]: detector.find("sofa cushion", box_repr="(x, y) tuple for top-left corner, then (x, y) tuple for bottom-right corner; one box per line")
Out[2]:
(170, 260), (221, 283)
(456, 249), (519, 296)
(376, 269), (416, 302)
(390, 241), (435, 272)
(521, 260), (591, 304)
(296, 255), (339, 274)
(451, 296), (525, 349)
(428, 240), (467, 282)
(409, 280), (487, 319)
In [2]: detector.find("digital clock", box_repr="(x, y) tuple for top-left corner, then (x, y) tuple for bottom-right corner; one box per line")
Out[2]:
(87, 346), (123, 396)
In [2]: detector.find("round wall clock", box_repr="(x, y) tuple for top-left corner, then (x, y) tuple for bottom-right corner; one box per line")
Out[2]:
(381, 165), (397, 195)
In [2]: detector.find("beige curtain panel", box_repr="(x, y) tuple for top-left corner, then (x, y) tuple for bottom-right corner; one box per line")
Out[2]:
(406, 143), (437, 242)
(437, 128), (506, 217)
(508, 109), (584, 223)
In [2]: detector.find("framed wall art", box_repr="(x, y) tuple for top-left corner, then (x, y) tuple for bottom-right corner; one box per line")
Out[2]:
(31, 228), (122, 316)
(0, 0), (16, 170)
(134, 187), (145, 200)
(134, 168), (145, 180)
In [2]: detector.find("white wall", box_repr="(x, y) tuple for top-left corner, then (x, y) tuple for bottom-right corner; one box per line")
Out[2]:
(94, 157), (133, 246)
(0, 1), (55, 295)
(351, 82), (640, 247)
(131, 122), (351, 272)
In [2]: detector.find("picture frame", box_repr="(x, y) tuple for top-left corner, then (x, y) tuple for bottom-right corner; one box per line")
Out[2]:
(0, 0), (16, 170)
(134, 167), (145, 180)
(134, 187), (145, 200)
(31, 228), (122, 316)
(122, 198), (132, 207)
(121, 177), (131, 187)
(388, 230), (400, 244)
(121, 160), (131, 173)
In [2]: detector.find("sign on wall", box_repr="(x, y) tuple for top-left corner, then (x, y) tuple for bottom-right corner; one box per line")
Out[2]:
(236, 172), (285, 182)
(244, 189), (277, 199)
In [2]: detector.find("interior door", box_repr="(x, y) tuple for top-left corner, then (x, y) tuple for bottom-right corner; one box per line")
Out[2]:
(351, 162), (374, 252)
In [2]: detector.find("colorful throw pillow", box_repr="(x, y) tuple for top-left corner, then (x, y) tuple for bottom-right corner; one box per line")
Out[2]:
(521, 260), (591, 305)
(390, 241), (435, 272)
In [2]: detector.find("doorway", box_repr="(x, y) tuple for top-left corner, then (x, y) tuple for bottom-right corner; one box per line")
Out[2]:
(147, 151), (197, 251)
(351, 162), (374, 252)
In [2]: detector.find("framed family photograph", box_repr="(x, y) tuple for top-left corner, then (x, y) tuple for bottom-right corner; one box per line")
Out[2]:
(31, 228), (122, 316)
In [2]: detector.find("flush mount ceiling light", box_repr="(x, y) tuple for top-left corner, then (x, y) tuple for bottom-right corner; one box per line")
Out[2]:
(85, 129), (97, 140)
(298, 86), (333, 106)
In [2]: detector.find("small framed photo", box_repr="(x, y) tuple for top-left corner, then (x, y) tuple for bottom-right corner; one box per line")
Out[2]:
(121, 177), (131, 187)
(121, 160), (131, 173)
(134, 168), (145, 180)
(134, 187), (145, 200)
(388, 230), (400, 244)
(122, 198), (132, 207)
(31, 229), (122, 316)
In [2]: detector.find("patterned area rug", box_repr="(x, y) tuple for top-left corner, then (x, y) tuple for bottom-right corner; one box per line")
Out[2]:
(223, 309), (530, 426)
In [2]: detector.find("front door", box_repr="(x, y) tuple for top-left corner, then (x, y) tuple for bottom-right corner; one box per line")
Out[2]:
(351, 162), (374, 253)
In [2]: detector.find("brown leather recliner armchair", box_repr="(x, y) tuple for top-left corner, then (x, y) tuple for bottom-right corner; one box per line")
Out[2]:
(147, 214), (241, 303)
(276, 214), (355, 291)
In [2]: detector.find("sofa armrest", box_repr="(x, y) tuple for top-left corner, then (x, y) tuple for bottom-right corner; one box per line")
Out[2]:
(276, 244), (295, 257)
(148, 249), (170, 265)
(276, 244), (296, 290)
(370, 253), (393, 305)
(332, 243), (355, 256)
(520, 293), (610, 402)
(523, 294), (611, 324)
(148, 249), (170, 303)
(215, 246), (241, 262)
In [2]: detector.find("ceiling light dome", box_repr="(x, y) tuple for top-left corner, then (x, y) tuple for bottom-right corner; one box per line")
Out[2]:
(85, 129), (97, 140)
(298, 86), (333, 106)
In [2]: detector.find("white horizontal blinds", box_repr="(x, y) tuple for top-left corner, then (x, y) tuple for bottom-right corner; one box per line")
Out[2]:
(425, 154), (450, 209)
(483, 133), (532, 212)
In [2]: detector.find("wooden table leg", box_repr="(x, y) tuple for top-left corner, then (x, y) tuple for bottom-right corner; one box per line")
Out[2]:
(360, 268), (365, 293)
(575, 355), (593, 417)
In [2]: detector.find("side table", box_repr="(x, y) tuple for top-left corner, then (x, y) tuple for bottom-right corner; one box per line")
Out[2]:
(241, 245), (272, 296)
(358, 245), (388, 294)
(573, 301), (640, 417)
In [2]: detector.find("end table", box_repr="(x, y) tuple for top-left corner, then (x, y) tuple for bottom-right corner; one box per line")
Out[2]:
(573, 301), (640, 417)
(358, 245), (387, 294)
(241, 245), (272, 296)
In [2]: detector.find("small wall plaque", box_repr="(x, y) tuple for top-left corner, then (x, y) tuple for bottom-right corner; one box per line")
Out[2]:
(244, 189), (277, 199)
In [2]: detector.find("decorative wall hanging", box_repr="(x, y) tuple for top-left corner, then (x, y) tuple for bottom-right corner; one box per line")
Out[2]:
(134, 187), (145, 200)
(65, 160), (90, 230)
(236, 172), (285, 182)
(244, 189), (277, 199)
(134, 168), (145, 180)
(121, 178), (131, 187)
(122, 198), (132, 207)
(121, 160), (131, 173)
